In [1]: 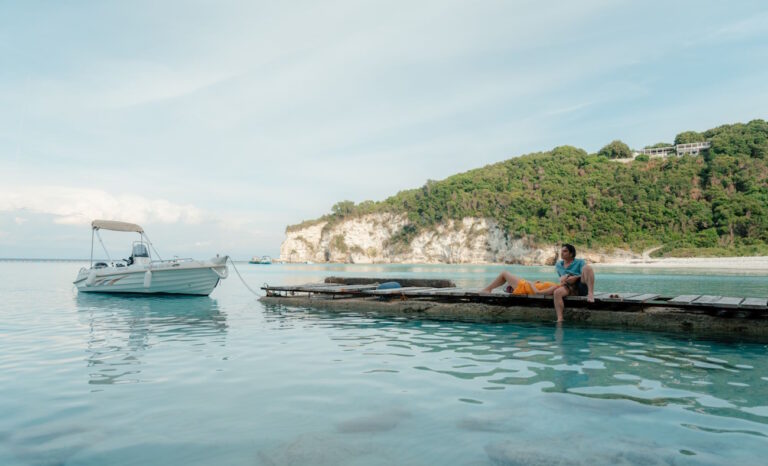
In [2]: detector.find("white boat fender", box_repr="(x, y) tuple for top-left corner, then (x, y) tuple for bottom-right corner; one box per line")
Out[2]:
(143, 270), (152, 288)
(86, 270), (97, 287)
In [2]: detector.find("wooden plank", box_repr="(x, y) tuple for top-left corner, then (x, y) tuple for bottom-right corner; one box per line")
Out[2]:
(592, 292), (613, 299)
(564, 295), (588, 302)
(431, 288), (483, 296)
(425, 287), (463, 294)
(740, 298), (768, 309)
(263, 285), (313, 292)
(325, 276), (456, 288)
(596, 292), (642, 302)
(270, 284), (379, 293)
(623, 293), (660, 303)
(411, 289), (456, 297)
(298, 284), (347, 291)
(325, 284), (379, 292)
(266, 283), (344, 292)
(669, 295), (700, 304)
(714, 297), (744, 308)
(363, 287), (434, 295)
(400, 287), (451, 295)
(501, 292), (553, 300)
(693, 295), (722, 304)
(687, 296), (744, 309)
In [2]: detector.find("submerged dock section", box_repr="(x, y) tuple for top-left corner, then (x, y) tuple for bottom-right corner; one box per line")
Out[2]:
(260, 277), (768, 340)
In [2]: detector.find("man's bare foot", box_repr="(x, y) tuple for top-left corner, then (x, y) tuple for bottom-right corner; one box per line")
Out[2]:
(587, 293), (594, 303)
(481, 287), (492, 293)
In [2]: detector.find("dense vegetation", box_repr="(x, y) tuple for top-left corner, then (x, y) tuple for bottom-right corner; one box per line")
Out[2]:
(288, 120), (768, 257)
(598, 140), (632, 159)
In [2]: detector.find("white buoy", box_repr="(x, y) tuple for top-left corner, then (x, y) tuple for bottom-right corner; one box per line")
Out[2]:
(143, 270), (152, 288)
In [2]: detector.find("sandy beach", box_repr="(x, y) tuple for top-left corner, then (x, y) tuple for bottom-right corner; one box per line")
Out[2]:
(596, 256), (768, 270)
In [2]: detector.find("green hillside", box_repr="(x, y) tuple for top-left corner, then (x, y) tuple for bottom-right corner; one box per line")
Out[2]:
(289, 120), (768, 257)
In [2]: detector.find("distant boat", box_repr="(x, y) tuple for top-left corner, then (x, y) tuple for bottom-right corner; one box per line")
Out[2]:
(250, 255), (272, 264)
(73, 220), (228, 296)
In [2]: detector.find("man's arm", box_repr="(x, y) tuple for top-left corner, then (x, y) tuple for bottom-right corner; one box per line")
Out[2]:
(560, 274), (581, 285)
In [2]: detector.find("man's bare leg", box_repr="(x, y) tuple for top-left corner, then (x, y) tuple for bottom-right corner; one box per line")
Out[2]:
(582, 265), (595, 303)
(553, 286), (569, 322)
(481, 271), (522, 293)
(536, 283), (561, 295)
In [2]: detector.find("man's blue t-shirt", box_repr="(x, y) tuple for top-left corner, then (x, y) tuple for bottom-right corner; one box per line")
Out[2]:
(555, 258), (586, 277)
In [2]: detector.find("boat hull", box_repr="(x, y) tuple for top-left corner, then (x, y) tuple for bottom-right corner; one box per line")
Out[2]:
(74, 259), (227, 296)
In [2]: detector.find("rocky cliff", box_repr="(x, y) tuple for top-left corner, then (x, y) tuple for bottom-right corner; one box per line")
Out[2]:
(280, 214), (634, 264)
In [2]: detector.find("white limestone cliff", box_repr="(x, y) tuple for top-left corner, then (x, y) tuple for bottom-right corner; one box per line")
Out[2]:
(278, 214), (615, 265)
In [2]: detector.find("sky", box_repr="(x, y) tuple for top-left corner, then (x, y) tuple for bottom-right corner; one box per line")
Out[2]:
(1, 0), (767, 259)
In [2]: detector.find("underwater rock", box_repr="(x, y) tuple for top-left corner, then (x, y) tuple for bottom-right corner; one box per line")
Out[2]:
(485, 441), (580, 466)
(336, 408), (411, 433)
(258, 433), (374, 466)
(486, 437), (684, 466)
(608, 450), (676, 466)
(457, 412), (523, 433)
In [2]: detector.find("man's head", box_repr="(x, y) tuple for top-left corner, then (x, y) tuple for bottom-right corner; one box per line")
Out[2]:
(561, 243), (576, 260)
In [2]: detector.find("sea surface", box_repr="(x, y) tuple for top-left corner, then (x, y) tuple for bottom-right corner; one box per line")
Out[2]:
(1, 261), (767, 465)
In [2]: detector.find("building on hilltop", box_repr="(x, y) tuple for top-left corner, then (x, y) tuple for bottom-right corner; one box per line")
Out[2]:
(631, 141), (711, 158)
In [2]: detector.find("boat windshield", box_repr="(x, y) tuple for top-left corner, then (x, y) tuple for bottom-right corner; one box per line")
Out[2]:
(132, 242), (149, 258)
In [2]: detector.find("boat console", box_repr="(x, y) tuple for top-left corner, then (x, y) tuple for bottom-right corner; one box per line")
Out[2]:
(126, 242), (151, 266)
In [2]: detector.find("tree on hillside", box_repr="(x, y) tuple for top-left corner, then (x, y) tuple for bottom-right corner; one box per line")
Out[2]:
(705, 120), (768, 159)
(598, 140), (632, 159)
(331, 200), (356, 217)
(674, 131), (703, 145)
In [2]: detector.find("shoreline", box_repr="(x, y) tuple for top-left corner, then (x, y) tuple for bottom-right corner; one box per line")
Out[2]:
(596, 256), (768, 270)
(4, 256), (767, 271)
(275, 255), (768, 271)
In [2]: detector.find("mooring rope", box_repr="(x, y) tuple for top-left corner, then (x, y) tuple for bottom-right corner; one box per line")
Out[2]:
(227, 257), (262, 296)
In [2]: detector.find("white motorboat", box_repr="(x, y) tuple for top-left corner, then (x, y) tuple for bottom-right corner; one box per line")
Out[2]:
(74, 220), (228, 296)
(249, 255), (272, 264)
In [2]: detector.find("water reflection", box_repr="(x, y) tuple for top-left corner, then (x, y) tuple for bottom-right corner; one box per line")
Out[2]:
(262, 304), (768, 428)
(76, 294), (227, 386)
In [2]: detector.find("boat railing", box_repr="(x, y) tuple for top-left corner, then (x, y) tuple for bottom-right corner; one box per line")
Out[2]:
(149, 258), (195, 268)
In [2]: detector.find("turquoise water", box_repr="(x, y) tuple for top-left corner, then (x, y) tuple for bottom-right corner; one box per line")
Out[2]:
(1, 261), (767, 465)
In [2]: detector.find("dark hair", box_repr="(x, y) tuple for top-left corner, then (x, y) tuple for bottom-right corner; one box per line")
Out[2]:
(562, 243), (576, 257)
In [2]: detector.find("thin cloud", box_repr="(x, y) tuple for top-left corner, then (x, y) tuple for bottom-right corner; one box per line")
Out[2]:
(0, 186), (204, 226)
(711, 13), (768, 41)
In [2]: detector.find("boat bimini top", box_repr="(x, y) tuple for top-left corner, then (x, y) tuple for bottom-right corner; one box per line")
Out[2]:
(89, 219), (162, 267)
(91, 220), (144, 233)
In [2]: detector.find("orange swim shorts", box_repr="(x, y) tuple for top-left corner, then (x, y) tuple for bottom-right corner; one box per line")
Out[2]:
(507, 279), (557, 295)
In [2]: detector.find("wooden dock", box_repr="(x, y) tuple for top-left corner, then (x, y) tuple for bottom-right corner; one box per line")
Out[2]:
(260, 278), (768, 343)
(259, 278), (768, 340)
(261, 278), (768, 317)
